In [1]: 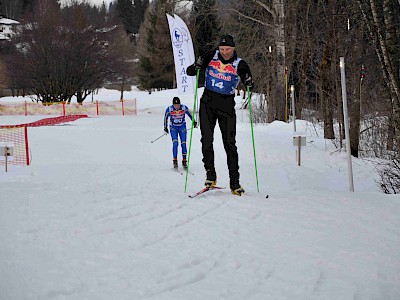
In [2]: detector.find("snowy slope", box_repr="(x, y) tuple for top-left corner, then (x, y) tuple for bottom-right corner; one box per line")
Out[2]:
(1, 88), (399, 300)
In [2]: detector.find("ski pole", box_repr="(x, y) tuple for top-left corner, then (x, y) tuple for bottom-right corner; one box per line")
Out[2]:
(185, 68), (200, 192)
(151, 132), (168, 143)
(247, 86), (260, 193)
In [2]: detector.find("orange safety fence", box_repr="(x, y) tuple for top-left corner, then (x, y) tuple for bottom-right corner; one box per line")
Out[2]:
(0, 99), (137, 116)
(0, 115), (89, 129)
(0, 126), (29, 166)
(0, 115), (89, 166)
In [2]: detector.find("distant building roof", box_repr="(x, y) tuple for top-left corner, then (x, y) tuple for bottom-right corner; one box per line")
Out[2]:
(0, 17), (20, 25)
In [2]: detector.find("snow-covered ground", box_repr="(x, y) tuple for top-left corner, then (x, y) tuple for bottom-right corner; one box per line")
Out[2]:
(1, 88), (399, 299)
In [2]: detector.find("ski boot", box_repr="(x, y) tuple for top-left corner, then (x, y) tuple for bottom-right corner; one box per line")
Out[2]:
(205, 168), (217, 187)
(230, 177), (245, 196)
(173, 158), (178, 170)
(182, 159), (187, 170)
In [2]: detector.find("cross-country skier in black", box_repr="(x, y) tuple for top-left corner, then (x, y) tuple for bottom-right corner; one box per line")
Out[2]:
(186, 34), (253, 196)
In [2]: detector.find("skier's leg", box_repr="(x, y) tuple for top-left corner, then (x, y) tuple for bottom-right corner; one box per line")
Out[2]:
(217, 99), (239, 179)
(200, 92), (217, 186)
(179, 126), (188, 168)
(217, 98), (244, 194)
(170, 127), (179, 168)
(179, 126), (187, 159)
(199, 93), (217, 170)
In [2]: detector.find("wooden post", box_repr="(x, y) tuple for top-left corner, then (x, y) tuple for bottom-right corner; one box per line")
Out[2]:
(297, 137), (301, 166)
(25, 126), (30, 165)
(5, 145), (8, 172)
(135, 98), (137, 116)
(291, 85), (296, 132)
(293, 135), (306, 166)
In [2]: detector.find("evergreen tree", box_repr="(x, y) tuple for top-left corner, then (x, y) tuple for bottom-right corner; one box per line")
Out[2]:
(136, 0), (175, 91)
(0, 0), (22, 18)
(109, 1), (116, 15)
(190, 0), (220, 57)
(188, 0), (220, 86)
(99, 2), (107, 20)
(117, 0), (135, 34)
(117, 0), (148, 36)
(21, 0), (35, 14)
(132, 0), (149, 33)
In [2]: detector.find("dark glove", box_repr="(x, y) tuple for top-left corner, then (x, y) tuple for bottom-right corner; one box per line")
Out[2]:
(193, 121), (198, 128)
(164, 127), (169, 134)
(195, 56), (203, 70)
(244, 74), (254, 89)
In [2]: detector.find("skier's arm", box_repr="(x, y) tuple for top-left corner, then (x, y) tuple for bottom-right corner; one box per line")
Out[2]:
(186, 50), (215, 76)
(164, 108), (170, 129)
(185, 106), (193, 120)
(184, 106), (197, 128)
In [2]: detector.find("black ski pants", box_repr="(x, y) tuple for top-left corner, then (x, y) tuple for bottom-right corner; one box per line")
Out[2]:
(199, 89), (240, 179)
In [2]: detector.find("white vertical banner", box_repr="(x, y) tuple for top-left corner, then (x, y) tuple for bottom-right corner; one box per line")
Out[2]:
(166, 14), (195, 95)
(173, 14), (195, 68)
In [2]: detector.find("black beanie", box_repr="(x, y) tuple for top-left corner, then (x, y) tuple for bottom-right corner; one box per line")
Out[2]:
(219, 34), (235, 47)
(173, 97), (180, 104)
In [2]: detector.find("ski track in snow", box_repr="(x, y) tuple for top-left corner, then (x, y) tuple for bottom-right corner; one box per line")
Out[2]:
(1, 90), (400, 299)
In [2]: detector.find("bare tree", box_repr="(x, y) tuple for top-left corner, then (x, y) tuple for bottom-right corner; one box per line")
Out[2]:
(357, 0), (400, 149)
(226, 0), (286, 122)
(0, 0), (22, 19)
(379, 152), (400, 194)
(0, 58), (9, 91)
(6, 0), (129, 104)
(354, 0), (400, 192)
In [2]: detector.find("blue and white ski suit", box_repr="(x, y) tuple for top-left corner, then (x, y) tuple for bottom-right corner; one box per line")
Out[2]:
(164, 104), (193, 159)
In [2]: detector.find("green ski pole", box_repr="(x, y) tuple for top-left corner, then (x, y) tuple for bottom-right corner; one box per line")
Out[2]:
(184, 69), (200, 192)
(247, 86), (260, 193)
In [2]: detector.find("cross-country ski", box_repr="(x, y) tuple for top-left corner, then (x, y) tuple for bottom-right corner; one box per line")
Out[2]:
(171, 167), (194, 176)
(188, 186), (225, 198)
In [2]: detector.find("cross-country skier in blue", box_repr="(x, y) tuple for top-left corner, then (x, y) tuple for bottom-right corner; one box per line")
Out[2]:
(164, 97), (197, 170)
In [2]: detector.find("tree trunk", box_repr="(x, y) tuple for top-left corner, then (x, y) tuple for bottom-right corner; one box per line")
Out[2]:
(350, 73), (362, 157)
(77, 90), (83, 104)
(321, 45), (335, 139)
(359, 0), (400, 149)
(273, 0), (286, 120)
